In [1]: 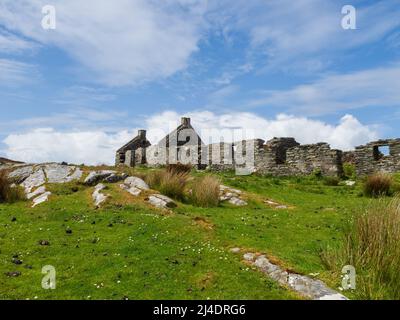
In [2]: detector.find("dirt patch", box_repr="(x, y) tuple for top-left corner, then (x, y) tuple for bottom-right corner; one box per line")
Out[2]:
(193, 216), (214, 230)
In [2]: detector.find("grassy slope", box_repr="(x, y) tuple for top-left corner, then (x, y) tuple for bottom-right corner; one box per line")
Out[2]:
(0, 167), (385, 300)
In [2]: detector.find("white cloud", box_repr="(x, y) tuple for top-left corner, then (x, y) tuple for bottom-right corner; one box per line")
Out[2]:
(3, 128), (136, 165)
(209, 0), (400, 72)
(147, 111), (379, 150)
(0, 0), (207, 86)
(2, 111), (378, 164)
(248, 63), (400, 115)
(0, 58), (38, 86)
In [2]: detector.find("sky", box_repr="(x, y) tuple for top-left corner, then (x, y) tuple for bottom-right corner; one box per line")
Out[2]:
(0, 0), (400, 165)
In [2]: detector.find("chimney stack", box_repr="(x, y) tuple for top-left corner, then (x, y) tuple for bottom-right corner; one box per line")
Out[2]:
(181, 117), (191, 126)
(138, 130), (146, 139)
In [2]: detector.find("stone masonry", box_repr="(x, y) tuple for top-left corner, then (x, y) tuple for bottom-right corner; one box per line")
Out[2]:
(354, 139), (400, 176)
(116, 117), (400, 177)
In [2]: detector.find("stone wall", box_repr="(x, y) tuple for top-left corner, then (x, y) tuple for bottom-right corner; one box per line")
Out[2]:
(252, 140), (342, 177)
(354, 139), (400, 176)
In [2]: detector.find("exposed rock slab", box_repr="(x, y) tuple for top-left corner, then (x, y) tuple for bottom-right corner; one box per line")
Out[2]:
(104, 173), (128, 183)
(32, 191), (51, 208)
(220, 185), (247, 206)
(21, 168), (46, 193)
(120, 184), (142, 196)
(147, 194), (176, 209)
(84, 170), (115, 185)
(8, 165), (34, 184)
(124, 177), (149, 190)
(241, 251), (347, 300)
(27, 186), (47, 200)
(45, 164), (72, 183)
(92, 184), (108, 207)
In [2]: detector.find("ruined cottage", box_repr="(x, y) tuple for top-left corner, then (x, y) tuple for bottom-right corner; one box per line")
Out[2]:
(115, 130), (151, 167)
(115, 117), (400, 177)
(353, 139), (400, 176)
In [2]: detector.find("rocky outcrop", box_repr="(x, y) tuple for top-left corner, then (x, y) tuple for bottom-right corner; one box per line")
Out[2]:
(92, 184), (108, 207)
(32, 191), (51, 208)
(146, 194), (176, 209)
(7, 163), (84, 207)
(237, 250), (348, 300)
(119, 176), (149, 197)
(220, 185), (247, 206)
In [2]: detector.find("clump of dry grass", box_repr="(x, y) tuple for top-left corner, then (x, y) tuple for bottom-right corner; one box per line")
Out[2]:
(166, 163), (193, 175)
(145, 169), (189, 200)
(322, 197), (400, 299)
(0, 170), (25, 203)
(363, 173), (393, 197)
(190, 175), (220, 208)
(159, 170), (189, 200)
(145, 170), (164, 189)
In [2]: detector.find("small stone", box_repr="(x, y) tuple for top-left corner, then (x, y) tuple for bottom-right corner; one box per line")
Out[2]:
(5, 271), (21, 277)
(38, 240), (50, 246)
(243, 253), (255, 261)
(12, 258), (23, 265)
(230, 247), (241, 254)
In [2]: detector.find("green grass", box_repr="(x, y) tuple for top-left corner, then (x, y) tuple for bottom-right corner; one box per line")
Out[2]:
(0, 168), (393, 300)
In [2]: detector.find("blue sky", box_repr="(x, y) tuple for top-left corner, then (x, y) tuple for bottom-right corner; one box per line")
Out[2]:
(0, 0), (400, 164)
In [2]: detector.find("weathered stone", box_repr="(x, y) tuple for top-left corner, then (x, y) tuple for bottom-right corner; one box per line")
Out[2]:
(21, 168), (46, 192)
(228, 197), (247, 206)
(84, 171), (115, 185)
(249, 253), (348, 300)
(147, 194), (176, 209)
(354, 139), (400, 176)
(345, 180), (356, 186)
(44, 164), (72, 183)
(32, 191), (51, 207)
(92, 184), (108, 207)
(27, 186), (46, 200)
(124, 177), (149, 190)
(8, 165), (34, 183)
(104, 173), (128, 183)
(243, 253), (255, 261)
(230, 247), (241, 253)
(120, 184), (142, 196)
(114, 116), (400, 179)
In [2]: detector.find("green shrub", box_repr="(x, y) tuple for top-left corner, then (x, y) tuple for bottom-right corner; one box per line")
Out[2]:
(312, 169), (323, 179)
(322, 197), (400, 299)
(0, 170), (25, 203)
(343, 163), (356, 179)
(190, 176), (220, 208)
(323, 176), (340, 186)
(363, 173), (393, 197)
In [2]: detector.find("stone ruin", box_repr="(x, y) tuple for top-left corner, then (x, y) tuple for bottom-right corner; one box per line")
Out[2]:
(353, 139), (400, 176)
(115, 117), (400, 177)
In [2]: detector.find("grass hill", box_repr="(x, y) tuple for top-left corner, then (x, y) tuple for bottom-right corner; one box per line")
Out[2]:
(1, 164), (399, 300)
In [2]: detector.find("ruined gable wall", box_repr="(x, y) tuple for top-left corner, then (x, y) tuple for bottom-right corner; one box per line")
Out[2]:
(254, 141), (343, 176)
(286, 143), (343, 176)
(354, 139), (400, 176)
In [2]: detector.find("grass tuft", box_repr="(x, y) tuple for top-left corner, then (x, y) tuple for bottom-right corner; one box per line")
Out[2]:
(190, 175), (220, 208)
(322, 197), (400, 299)
(363, 173), (393, 197)
(0, 170), (25, 203)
